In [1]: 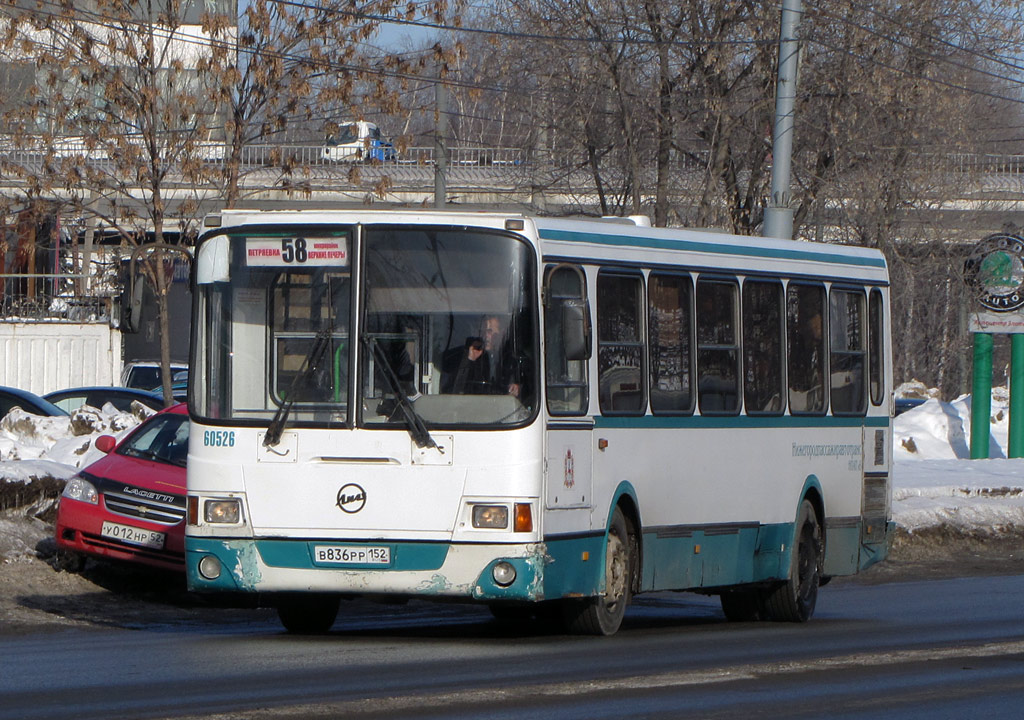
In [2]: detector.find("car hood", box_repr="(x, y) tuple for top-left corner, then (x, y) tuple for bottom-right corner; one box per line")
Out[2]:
(81, 451), (185, 496)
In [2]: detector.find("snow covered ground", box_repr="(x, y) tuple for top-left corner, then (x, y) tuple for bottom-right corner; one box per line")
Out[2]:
(893, 383), (1024, 535)
(1, 386), (1023, 539)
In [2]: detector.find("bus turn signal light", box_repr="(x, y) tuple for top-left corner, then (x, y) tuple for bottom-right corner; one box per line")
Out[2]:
(514, 503), (533, 532)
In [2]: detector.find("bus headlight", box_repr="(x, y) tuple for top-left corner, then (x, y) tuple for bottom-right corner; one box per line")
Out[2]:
(198, 555), (222, 580)
(473, 505), (509, 529)
(204, 499), (241, 524)
(492, 561), (517, 586)
(62, 477), (98, 504)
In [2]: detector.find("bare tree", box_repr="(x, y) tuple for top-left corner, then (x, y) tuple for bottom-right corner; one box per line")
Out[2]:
(204, 0), (457, 207)
(0, 0), (223, 402)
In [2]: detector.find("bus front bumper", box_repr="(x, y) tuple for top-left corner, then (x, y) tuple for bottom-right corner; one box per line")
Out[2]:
(185, 537), (551, 602)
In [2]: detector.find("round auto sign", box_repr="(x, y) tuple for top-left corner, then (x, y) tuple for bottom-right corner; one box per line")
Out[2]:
(965, 234), (1024, 312)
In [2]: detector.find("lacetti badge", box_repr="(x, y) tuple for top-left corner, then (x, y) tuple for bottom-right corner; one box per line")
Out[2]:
(965, 234), (1024, 312)
(336, 483), (366, 513)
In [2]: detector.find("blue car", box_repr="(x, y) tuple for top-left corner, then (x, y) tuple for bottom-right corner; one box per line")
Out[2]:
(0, 386), (69, 417)
(44, 386), (166, 413)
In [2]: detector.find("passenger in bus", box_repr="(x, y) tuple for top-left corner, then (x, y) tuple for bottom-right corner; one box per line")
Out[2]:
(789, 306), (825, 412)
(482, 314), (523, 398)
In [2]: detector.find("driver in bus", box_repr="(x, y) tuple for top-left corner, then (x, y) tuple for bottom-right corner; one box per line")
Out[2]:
(441, 336), (493, 394)
(441, 315), (526, 397)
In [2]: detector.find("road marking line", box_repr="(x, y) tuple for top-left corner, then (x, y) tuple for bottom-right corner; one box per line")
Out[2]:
(165, 638), (1024, 719)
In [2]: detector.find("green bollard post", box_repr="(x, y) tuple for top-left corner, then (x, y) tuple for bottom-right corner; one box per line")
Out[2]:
(971, 332), (993, 459)
(1010, 334), (1024, 458)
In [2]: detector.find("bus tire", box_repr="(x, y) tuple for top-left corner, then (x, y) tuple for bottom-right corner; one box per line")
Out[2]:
(489, 603), (535, 623)
(720, 589), (764, 622)
(276, 594), (340, 634)
(764, 499), (822, 623)
(561, 506), (633, 636)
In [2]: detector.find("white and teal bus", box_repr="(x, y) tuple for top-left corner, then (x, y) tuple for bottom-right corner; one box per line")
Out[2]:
(185, 210), (892, 635)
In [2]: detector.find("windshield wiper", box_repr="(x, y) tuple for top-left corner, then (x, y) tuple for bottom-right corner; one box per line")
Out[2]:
(361, 335), (439, 451)
(264, 328), (332, 448)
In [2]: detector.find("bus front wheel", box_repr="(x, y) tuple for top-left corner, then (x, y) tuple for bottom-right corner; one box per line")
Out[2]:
(764, 499), (822, 622)
(720, 589), (764, 621)
(276, 594), (340, 634)
(561, 506), (634, 636)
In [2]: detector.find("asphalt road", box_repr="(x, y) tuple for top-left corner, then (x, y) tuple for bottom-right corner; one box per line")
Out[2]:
(3, 573), (1024, 720)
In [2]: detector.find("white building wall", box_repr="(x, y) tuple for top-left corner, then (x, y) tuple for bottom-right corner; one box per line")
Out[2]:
(0, 323), (121, 394)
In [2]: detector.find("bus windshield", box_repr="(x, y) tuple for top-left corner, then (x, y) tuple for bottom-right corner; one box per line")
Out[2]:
(360, 227), (537, 427)
(192, 224), (537, 429)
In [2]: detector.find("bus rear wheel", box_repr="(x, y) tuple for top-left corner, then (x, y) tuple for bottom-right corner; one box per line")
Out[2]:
(764, 499), (822, 622)
(561, 507), (634, 636)
(276, 594), (340, 634)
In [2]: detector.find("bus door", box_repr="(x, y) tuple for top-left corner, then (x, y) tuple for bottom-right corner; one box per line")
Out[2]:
(861, 288), (890, 552)
(543, 264), (593, 510)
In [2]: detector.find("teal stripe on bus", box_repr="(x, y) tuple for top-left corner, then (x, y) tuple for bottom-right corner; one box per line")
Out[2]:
(538, 228), (888, 269)
(593, 415), (890, 430)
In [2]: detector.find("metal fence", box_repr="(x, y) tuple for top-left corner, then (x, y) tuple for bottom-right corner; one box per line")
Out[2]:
(4, 142), (1024, 175)
(0, 274), (112, 322)
(0, 292), (111, 322)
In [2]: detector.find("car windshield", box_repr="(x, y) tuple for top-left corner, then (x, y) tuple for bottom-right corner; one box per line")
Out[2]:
(118, 413), (189, 467)
(126, 367), (161, 390)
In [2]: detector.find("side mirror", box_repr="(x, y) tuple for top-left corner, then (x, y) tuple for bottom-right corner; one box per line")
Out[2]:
(196, 234), (231, 284)
(562, 299), (592, 361)
(94, 435), (117, 454)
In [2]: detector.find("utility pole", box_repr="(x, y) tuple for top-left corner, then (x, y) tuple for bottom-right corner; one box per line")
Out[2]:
(763, 0), (803, 240)
(434, 73), (448, 209)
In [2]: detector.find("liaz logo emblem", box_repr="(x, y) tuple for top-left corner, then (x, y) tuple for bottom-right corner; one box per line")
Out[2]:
(336, 484), (367, 514)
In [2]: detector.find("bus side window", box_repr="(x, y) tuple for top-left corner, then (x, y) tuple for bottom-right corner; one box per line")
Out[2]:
(545, 265), (590, 416)
(742, 279), (784, 415)
(829, 288), (867, 415)
(696, 278), (740, 415)
(649, 273), (694, 414)
(787, 283), (827, 415)
(597, 271), (646, 415)
(869, 289), (885, 406)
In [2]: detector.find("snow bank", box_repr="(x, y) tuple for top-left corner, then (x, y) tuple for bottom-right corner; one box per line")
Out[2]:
(0, 404), (151, 486)
(893, 382), (1024, 533)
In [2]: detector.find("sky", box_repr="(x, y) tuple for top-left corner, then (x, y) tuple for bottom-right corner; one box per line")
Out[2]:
(2, 386), (1024, 539)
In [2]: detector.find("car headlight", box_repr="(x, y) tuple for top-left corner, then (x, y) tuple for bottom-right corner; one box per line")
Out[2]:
(62, 477), (98, 505)
(204, 499), (241, 524)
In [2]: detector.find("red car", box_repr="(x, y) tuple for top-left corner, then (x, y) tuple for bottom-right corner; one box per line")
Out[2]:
(55, 404), (188, 572)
